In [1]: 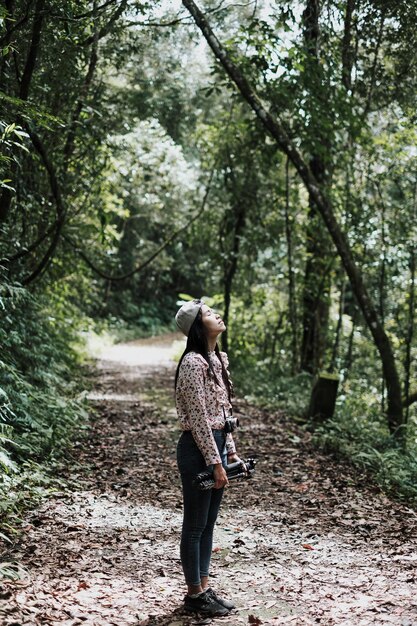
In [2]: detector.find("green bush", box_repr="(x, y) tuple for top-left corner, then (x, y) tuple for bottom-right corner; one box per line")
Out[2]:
(0, 280), (89, 530)
(311, 404), (417, 503)
(231, 353), (313, 416)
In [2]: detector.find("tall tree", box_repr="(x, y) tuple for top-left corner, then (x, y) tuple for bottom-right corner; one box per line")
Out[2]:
(300, 0), (333, 373)
(181, 0), (404, 434)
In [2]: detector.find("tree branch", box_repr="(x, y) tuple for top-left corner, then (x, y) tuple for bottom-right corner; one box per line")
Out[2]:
(48, 0), (118, 21)
(81, 0), (128, 46)
(21, 128), (66, 285)
(63, 2), (99, 167)
(123, 16), (193, 28)
(0, 0), (35, 48)
(19, 0), (46, 100)
(123, 0), (256, 29)
(0, 222), (55, 264)
(64, 169), (214, 282)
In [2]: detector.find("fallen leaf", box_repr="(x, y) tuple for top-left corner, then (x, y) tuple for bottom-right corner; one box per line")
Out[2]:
(77, 581), (89, 590)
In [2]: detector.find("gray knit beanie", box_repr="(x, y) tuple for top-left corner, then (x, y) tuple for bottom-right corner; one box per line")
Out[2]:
(175, 299), (203, 336)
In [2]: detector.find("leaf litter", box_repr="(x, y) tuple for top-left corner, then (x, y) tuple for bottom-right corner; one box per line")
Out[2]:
(1, 332), (417, 626)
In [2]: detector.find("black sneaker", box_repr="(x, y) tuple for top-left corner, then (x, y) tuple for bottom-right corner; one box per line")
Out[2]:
(206, 587), (235, 610)
(183, 590), (230, 616)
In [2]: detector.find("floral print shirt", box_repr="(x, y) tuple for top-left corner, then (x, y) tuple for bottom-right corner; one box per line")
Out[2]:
(176, 350), (236, 466)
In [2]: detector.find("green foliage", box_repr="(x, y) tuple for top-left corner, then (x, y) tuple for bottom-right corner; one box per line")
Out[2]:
(0, 0), (416, 517)
(91, 306), (176, 344)
(232, 358), (313, 417)
(0, 458), (71, 532)
(0, 561), (24, 581)
(225, 285), (313, 414)
(0, 121), (29, 189)
(311, 408), (417, 503)
(0, 278), (89, 531)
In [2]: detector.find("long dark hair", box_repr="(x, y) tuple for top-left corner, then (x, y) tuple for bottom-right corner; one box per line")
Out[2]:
(175, 307), (232, 402)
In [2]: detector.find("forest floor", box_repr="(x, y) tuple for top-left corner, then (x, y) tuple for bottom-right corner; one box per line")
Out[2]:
(1, 334), (417, 626)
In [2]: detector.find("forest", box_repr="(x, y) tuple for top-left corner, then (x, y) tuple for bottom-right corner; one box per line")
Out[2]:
(0, 1), (417, 619)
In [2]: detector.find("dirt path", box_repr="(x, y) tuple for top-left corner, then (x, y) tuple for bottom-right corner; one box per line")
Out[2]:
(1, 334), (417, 626)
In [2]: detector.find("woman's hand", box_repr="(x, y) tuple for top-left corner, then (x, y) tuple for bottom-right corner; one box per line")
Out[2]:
(213, 463), (229, 489)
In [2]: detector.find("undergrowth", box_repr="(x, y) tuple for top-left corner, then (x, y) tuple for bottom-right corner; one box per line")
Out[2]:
(311, 411), (417, 504)
(0, 281), (175, 574)
(0, 281), (90, 549)
(231, 354), (313, 416)
(232, 355), (417, 505)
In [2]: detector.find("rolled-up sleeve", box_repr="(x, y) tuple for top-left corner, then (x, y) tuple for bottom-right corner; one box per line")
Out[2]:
(177, 357), (222, 466)
(226, 433), (236, 455)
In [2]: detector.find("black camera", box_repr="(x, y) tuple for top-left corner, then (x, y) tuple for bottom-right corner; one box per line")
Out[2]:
(224, 416), (239, 433)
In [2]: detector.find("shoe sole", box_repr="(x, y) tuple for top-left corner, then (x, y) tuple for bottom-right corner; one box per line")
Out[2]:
(184, 606), (230, 617)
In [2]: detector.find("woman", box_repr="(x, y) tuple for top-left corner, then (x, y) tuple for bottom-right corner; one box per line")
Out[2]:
(175, 299), (241, 617)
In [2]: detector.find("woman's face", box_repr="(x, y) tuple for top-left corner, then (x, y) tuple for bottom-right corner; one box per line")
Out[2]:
(201, 304), (226, 338)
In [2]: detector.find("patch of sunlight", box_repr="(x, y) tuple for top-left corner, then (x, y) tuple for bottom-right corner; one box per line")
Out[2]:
(83, 330), (184, 366)
(77, 497), (182, 530)
(86, 391), (142, 402)
(82, 328), (116, 358)
(97, 343), (175, 367)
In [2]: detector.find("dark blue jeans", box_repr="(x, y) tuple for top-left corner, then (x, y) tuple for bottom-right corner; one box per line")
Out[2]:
(177, 430), (227, 586)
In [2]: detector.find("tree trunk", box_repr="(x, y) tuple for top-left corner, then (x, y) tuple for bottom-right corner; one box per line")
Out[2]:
(182, 0), (404, 434)
(344, 307), (357, 379)
(270, 312), (285, 361)
(300, 168), (331, 373)
(22, 128), (66, 285)
(404, 245), (415, 423)
(300, 0), (332, 374)
(341, 0), (357, 90)
(19, 0), (45, 100)
(0, 0), (46, 223)
(329, 278), (345, 373)
(284, 158), (299, 374)
(308, 372), (340, 420)
(222, 202), (246, 353)
(377, 182), (387, 412)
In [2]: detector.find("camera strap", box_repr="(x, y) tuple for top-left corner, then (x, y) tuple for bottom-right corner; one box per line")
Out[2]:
(222, 406), (232, 420)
